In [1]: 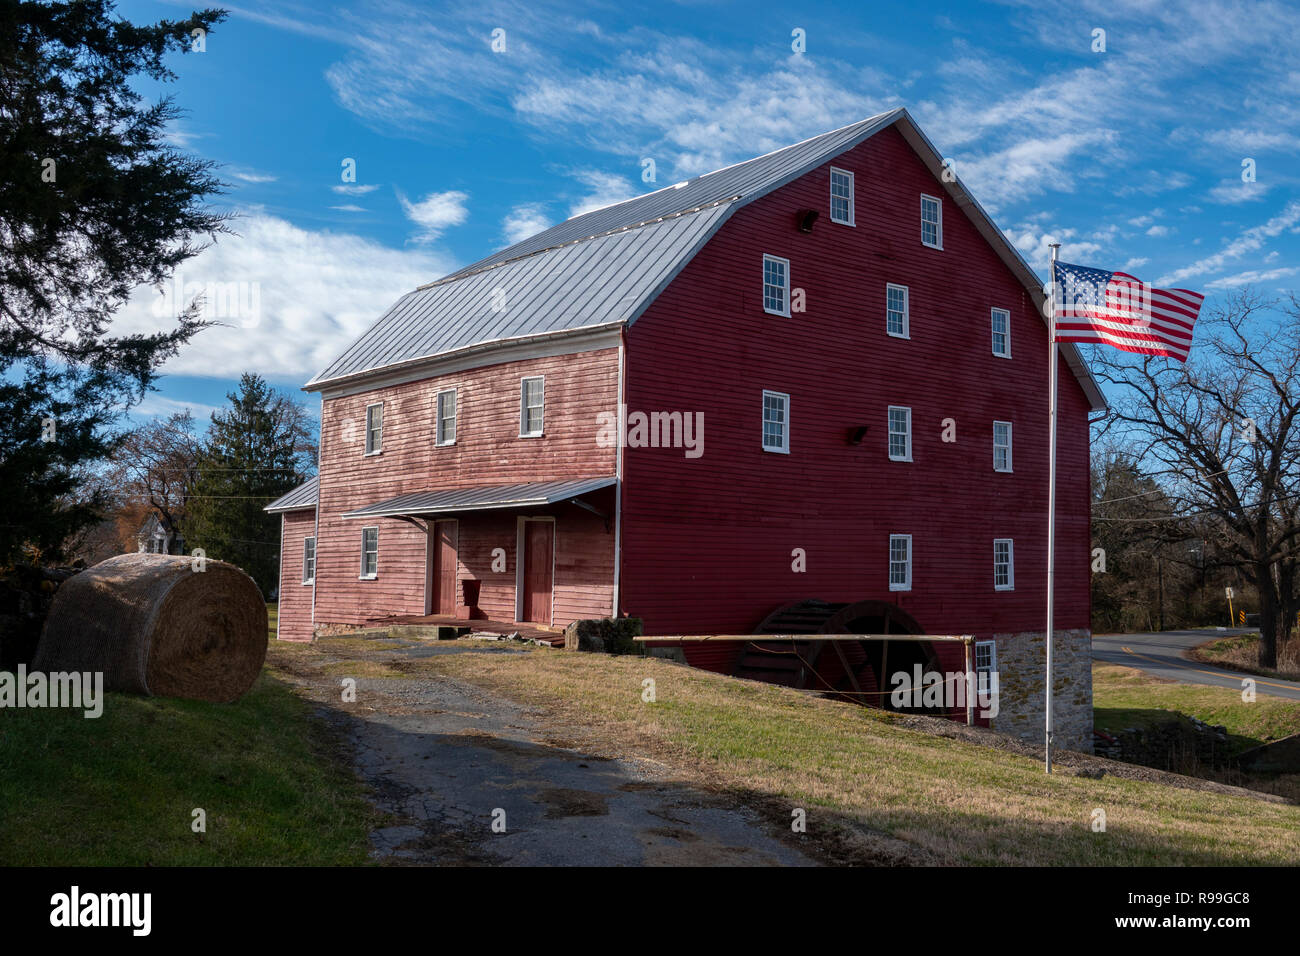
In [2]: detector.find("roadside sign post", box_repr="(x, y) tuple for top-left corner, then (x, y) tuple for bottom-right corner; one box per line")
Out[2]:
(1226, 587), (1234, 627)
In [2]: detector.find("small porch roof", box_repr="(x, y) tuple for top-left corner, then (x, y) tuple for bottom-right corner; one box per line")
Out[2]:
(264, 475), (319, 513)
(340, 476), (617, 520)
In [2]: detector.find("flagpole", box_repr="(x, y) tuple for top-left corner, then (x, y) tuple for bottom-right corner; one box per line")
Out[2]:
(1046, 242), (1060, 775)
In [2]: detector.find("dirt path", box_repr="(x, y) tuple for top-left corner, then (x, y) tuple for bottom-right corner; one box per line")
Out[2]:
(273, 637), (816, 866)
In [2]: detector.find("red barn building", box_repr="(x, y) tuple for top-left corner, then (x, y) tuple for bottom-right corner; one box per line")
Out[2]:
(267, 108), (1104, 751)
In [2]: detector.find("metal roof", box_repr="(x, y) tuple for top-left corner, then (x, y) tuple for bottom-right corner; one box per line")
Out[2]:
(340, 476), (617, 520)
(438, 109), (905, 282)
(308, 201), (732, 389)
(306, 106), (1105, 411)
(263, 476), (318, 513)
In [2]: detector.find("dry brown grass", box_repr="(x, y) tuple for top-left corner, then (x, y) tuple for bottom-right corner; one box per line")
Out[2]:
(1191, 633), (1300, 681)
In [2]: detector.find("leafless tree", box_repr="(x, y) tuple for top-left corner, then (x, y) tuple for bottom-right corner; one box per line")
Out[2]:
(1093, 290), (1300, 668)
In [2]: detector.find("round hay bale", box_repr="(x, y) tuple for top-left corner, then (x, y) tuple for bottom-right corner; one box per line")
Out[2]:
(34, 553), (267, 703)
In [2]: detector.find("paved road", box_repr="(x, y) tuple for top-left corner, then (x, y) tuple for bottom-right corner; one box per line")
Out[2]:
(1093, 628), (1300, 701)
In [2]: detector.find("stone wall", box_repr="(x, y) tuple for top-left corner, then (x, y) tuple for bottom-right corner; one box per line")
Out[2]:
(989, 628), (1093, 753)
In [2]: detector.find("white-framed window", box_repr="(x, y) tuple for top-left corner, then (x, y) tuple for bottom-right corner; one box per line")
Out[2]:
(975, 640), (997, 696)
(921, 194), (943, 249)
(992, 307), (1011, 358)
(829, 167), (855, 226)
(994, 539), (1014, 590)
(302, 536), (316, 585)
(762, 389), (790, 454)
(436, 388), (457, 445)
(360, 527), (379, 579)
(886, 283), (909, 338)
(762, 254), (791, 317)
(889, 534), (912, 591)
(887, 406), (912, 461)
(520, 376), (544, 437)
(993, 421), (1013, 473)
(364, 402), (383, 455)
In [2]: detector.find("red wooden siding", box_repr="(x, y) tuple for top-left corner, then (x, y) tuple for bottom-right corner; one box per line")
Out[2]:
(276, 509), (317, 642)
(620, 123), (1092, 645)
(312, 349), (618, 629)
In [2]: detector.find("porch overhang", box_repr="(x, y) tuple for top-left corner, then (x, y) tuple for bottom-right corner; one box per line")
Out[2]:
(339, 476), (617, 520)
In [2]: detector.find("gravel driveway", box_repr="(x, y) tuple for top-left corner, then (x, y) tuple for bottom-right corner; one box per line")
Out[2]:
(274, 637), (816, 867)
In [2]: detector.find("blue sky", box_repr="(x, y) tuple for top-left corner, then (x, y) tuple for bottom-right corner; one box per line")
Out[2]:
(112, 0), (1300, 424)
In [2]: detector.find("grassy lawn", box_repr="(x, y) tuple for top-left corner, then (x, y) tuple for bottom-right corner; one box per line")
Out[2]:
(384, 640), (1300, 866)
(0, 605), (377, 866)
(1093, 662), (1300, 752)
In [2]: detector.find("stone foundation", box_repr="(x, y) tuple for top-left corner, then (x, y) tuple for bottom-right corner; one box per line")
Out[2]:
(989, 628), (1093, 753)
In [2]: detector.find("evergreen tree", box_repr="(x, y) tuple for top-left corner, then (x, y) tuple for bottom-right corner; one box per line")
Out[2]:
(0, 0), (228, 564)
(185, 374), (315, 596)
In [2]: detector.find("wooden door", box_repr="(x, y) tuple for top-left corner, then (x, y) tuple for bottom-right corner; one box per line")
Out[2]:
(521, 520), (554, 624)
(429, 520), (458, 615)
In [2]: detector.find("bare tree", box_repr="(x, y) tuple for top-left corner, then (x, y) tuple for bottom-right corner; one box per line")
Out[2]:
(103, 411), (202, 541)
(1093, 290), (1300, 667)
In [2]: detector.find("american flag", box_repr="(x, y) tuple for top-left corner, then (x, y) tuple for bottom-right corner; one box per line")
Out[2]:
(1052, 260), (1204, 362)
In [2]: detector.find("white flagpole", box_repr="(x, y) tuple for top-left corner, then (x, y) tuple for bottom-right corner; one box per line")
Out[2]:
(1046, 242), (1060, 775)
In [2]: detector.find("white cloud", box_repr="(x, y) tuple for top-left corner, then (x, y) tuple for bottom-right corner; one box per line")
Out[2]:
(1123, 257), (1150, 271)
(1204, 267), (1300, 290)
(329, 204), (367, 213)
(566, 170), (639, 218)
(1146, 225), (1171, 237)
(1158, 201), (1300, 285)
(111, 212), (457, 384)
(332, 184), (381, 195)
(1011, 225), (1103, 271)
(129, 394), (223, 421)
(398, 190), (470, 243)
(502, 202), (552, 244)
(1207, 179), (1269, 204)
(1128, 215), (1152, 228)
(229, 167), (278, 184)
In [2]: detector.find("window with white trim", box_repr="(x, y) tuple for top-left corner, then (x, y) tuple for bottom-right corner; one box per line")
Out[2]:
(762, 390), (790, 453)
(975, 640), (997, 696)
(360, 527), (378, 579)
(886, 283), (909, 338)
(993, 421), (1012, 472)
(364, 403), (383, 455)
(830, 167), (855, 225)
(994, 539), (1014, 590)
(921, 194), (942, 249)
(762, 254), (790, 317)
(889, 534), (912, 591)
(302, 536), (316, 585)
(520, 377), (544, 437)
(887, 406), (912, 461)
(992, 307), (1011, 358)
(436, 388), (457, 445)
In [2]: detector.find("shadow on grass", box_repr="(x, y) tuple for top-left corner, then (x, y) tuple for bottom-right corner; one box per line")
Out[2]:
(0, 670), (378, 866)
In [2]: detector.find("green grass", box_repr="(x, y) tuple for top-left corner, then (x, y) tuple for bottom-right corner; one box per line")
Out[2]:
(0, 605), (377, 866)
(1093, 662), (1300, 752)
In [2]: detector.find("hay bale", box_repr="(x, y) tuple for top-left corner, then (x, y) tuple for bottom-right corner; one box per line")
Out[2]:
(33, 553), (267, 703)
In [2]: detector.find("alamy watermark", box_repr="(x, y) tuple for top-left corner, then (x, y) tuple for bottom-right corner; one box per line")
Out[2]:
(0, 665), (103, 718)
(890, 665), (1000, 718)
(596, 404), (703, 458)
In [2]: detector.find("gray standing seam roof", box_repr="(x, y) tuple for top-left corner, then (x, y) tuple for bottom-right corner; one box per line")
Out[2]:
(306, 107), (1106, 411)
(264, 475), (318, 513)
(340, 476), (617, 519)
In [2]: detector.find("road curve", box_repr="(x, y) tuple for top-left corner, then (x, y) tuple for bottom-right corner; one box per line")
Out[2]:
(1092, 628), (1300, 701)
